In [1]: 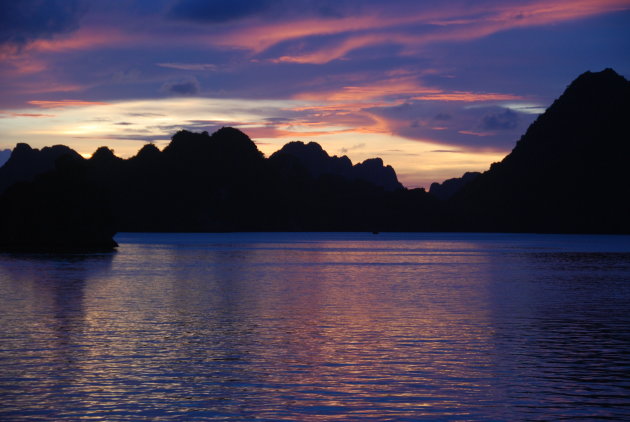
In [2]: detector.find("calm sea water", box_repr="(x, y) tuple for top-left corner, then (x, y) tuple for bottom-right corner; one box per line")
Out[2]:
(1, 233), (629, 421)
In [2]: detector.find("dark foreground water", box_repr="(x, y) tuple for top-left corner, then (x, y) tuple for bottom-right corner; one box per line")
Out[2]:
(1, 233), (629, 421)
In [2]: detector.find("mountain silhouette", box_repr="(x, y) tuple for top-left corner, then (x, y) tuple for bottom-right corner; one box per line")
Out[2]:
(0, 68), (628, 250)
(0, 143), (81, 194)
(453, 68), (630, 233)
(0, 127), (418, 238)
(0, 153), (117, 251)
(429, 172), (480, 200)
(269, 141), (403, 191)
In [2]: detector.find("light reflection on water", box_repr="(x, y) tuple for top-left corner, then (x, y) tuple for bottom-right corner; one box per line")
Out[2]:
(1, 233), (629, 420)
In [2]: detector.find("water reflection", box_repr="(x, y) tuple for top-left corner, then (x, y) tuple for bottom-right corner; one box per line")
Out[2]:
(1, 234), (629, 420)
(0, 252), (115, 418)
(482, 249), (630, 419)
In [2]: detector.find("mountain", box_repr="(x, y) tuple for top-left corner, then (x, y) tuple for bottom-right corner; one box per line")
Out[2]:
(0, 153), (118, 251)
(453, 68), (630, 233)
(90, 127), (269, 232)
(0, 127), (433, 247)
(429, 172), (480, 200)
(0, 143), (81, 194)
(269, 141), (403, 191)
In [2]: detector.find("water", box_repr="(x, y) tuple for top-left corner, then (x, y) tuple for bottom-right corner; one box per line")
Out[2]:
(1, 233), (629, 421)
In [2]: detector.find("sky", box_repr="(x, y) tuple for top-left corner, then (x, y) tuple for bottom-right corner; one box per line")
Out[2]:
(1, 0), (629, 188)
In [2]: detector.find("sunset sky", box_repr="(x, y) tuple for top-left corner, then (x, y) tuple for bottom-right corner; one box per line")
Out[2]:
(1, 0), (629, 188)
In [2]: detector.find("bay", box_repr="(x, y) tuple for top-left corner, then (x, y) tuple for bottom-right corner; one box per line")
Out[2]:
(1, 233), (629, 420)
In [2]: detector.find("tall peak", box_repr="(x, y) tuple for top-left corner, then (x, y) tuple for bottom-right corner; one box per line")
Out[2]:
(573, 68), (625, 84)
(454, 68), (630, 233)
(557, 68), (629, 106)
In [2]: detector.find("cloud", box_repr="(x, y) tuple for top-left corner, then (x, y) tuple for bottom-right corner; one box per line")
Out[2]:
(212, 14), (401, 54)
(27, 27), (133, 53)
(502, 102), (546, 114)
(0, 110), (55, 118)
(458, 130), (495, 137)
(272, 33), (417, 64)
(339, 142), (365, 154)
(200, 0), (630, 63)
(127, 112), (166, 117)
(362, 98), (540, 152)
(10, 113), (56, 118)
(28, 100), (109, 109)
(434, 113), (451, 121)
(295, 73), (522, 106)
(157, 63), (217, 71)
(296, 75), (439, 102)
(160, 77), (201, 96)
(0, 0), (85, 47)
(412, 92), (521, 102)
(480, 109), (518, 131)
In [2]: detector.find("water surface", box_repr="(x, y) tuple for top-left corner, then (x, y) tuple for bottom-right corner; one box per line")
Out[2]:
(1, 233), (629, 420)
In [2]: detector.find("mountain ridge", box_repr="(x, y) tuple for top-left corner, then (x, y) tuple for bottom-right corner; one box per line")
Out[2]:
(0, 68), (628, 250)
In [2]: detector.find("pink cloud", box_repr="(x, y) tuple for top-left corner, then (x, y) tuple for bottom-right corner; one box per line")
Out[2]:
(212, 15), (412, 53)
(271, 33), (418, 64)
(27, 27), (132, 53)
(296, 76), (440, 102)
(285, 70), (528, 145)
(491, 0), (630, 28)
(20, 83), (87, 94)
(0, 27), (133, 78)
(213, 0), (630, 63)
(295, 74), (522, 105)
(0, 111), (56, 118)
(1, 58), (48, 75)
(0, 44), (48, 75)
(28, 100), (110, 109)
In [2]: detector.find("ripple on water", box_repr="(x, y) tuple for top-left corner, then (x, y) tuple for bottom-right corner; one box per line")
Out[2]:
(1, 233), (630, 420)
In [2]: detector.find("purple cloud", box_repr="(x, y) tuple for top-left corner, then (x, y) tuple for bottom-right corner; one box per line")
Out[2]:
(0, 0), (85, 46)
(481, 109), (519, 131)
(161, 77), (201, 96)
